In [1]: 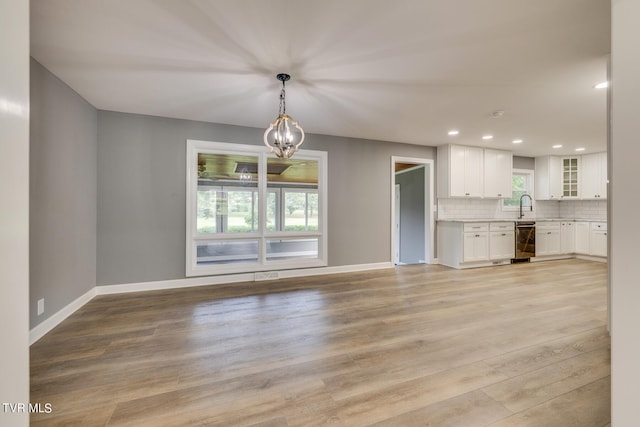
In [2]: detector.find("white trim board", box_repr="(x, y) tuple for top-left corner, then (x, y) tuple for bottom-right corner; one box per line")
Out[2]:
(29, 262), (394, 345)
(29, 287), (97, 345)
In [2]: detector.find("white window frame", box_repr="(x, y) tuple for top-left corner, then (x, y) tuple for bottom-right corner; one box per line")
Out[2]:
(282, 188), (319, 232)
(502, 168), (535, 211)
(186, 139), (328, 276)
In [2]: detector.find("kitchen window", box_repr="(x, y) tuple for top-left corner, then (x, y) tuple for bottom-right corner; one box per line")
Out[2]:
(186, 140), (327, 276)
(502, 169), (534, 210)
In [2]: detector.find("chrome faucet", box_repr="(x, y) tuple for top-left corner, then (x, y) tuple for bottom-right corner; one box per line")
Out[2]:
(519, 194), (533, 219)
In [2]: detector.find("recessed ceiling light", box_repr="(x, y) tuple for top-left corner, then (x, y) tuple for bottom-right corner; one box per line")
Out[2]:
(512, 139), (523, 144)
(482, 135), (493, 140)
(575, 147), (586, 152)
(552, 144), (563, 149)
(448, 130), (459, 136)
(594, 81), (609, 89)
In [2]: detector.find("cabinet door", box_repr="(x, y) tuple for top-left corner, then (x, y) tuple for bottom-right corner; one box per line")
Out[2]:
(579, 152), (607, 200)
(463, 232), (489, 262)
(464, 146), (484, 197)
(484, 149), (513, 198)
(535, 156), (562, 200)
(591, 231), (607, 256)
(581, 153), (601, 199)
(590, 223), (608, 257)
(449, 145), (467, 197)
(490, 231), (515, 260)
(447, 145), (483, 197)
(561, 157), (580, 198)
(599, 153), (607, 199)
(561, 222), (575, 254)
(537, 229), (561, 256)
(549, 156), (563, 199)
(575, 222), (590, 254)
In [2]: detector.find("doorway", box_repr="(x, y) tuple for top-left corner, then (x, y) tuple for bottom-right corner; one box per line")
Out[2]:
(391, 157), (435, 265)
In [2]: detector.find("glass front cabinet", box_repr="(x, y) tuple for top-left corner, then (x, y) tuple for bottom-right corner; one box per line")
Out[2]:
(562, 157), (579, 198)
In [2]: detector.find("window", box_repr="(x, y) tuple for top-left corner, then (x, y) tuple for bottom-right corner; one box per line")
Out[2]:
(503, 169), (534, 210)
(186, 140), (327, 276)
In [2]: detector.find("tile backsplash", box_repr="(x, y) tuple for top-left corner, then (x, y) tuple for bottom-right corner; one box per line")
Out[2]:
(437, 198), (606, 221)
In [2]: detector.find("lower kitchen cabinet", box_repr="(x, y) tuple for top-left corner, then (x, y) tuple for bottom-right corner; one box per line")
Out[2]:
(575, 222), (590, 254)
(590, 222), (607, 257)
(536, 222), (561, 256)
(437, 219), (606, 270)
(489, 222), (515, 260)
(438, 221), (514, 269)
(560, 221), (575, 254)
(463, 230), (489, 262)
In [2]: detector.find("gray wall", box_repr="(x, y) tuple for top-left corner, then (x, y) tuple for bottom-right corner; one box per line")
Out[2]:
(30, 59), (97, 328)
(513, 155), (534, 170)
(97, 111), (436, 285)
(396, 166), (425, 264)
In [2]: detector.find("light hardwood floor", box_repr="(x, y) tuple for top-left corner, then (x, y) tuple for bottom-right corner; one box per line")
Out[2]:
(30, 259), (610, 426)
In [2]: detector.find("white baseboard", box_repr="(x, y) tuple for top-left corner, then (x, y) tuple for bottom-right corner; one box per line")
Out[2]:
(29, 287), (96, 345)
(278, 262), (394, 279)
(29, 262), (395, 345)
(575, 254), (608, 263)
(95, 273), (256, 295)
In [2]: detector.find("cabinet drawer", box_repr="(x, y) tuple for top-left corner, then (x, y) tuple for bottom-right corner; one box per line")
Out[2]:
(490, 222), (515, 231)
(463, 223), (489, 232)
(536, 221), (561, 230)
(591, 222), (607, 231)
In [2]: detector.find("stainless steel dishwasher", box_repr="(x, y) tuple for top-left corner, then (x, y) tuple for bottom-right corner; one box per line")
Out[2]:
(514, 221), (536, 261)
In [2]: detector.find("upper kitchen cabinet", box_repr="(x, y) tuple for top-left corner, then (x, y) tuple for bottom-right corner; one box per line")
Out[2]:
(437, 144), (484, 198)
(483, 149), (513, 198)
(535, 156), (562, 200)
(535, 155), (581, 200)
(581, 152), (607, 199)
(561, 157), (580, 198)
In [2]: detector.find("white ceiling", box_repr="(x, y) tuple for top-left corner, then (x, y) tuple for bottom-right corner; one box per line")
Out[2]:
(30, 0), (611, 157)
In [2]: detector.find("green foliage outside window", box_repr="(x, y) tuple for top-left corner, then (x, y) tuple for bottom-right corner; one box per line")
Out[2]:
(503, 174), (529, 207)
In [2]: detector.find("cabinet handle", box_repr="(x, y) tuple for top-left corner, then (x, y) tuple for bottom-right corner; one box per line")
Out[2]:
(465, 193), (470, 196)
(497, 193), (502, 197)
(501, 233), (506, 236)
(547, 232), (552, 234)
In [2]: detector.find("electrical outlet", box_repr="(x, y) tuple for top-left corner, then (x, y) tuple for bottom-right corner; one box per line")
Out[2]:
(37, 298), (45, 316)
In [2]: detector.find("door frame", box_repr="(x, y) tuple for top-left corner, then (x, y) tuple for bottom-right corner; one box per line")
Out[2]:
(391, 156), (435, 264)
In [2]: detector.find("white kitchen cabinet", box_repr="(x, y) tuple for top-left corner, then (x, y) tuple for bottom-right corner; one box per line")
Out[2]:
(437, 144), (484, 198)
(590, 222), (608, 257)
(560, 221), (575, 254)
(535, 156), (563, 200)
(575, 222), (591, 254)
(438, 221), (514, 269)
(536, 222), (561, 256)
(483, 149), (513, 198)
(463, 223), (490, 262)
(489, 221), (515, 260)
(581, 152), (607, 199)
(561, 157), (580, 198)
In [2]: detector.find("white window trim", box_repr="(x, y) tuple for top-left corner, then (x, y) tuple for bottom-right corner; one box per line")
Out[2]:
(282, 188), (319, 232)
(502, 168), (535, 212)
(186, 139), (328, 277)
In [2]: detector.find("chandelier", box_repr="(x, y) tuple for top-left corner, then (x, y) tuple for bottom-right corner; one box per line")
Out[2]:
(263, 73), (305, 159)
